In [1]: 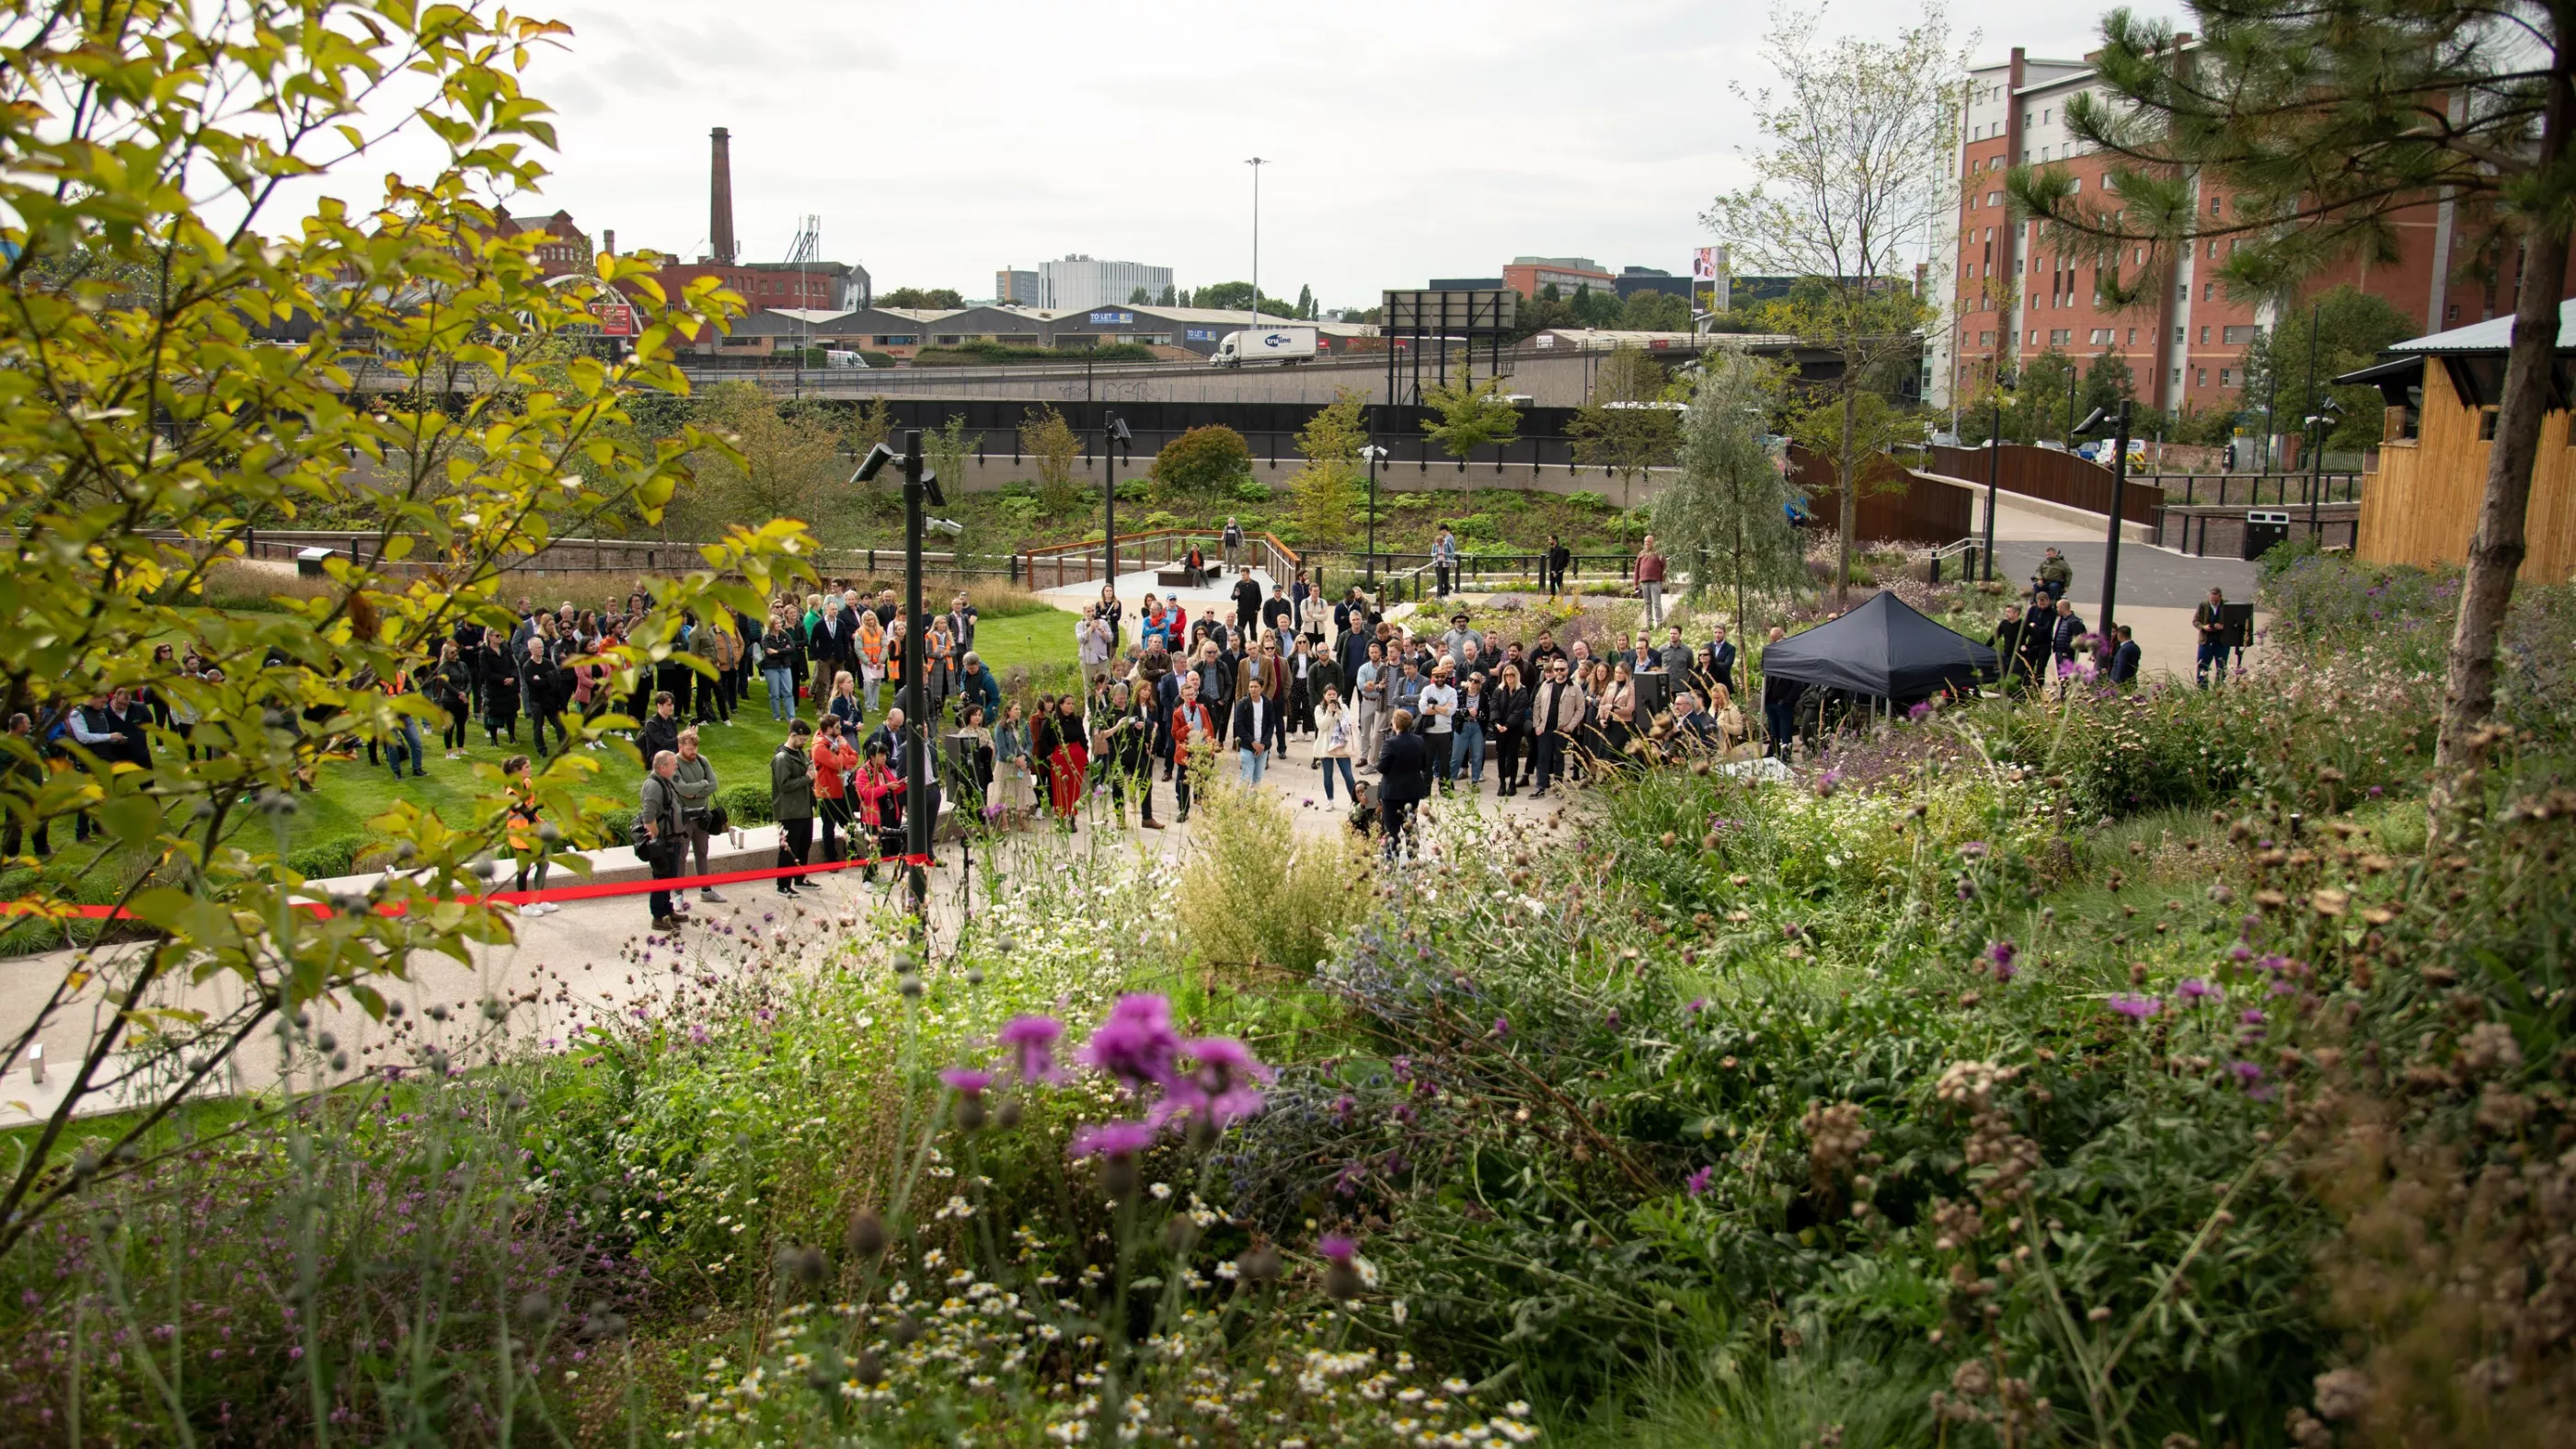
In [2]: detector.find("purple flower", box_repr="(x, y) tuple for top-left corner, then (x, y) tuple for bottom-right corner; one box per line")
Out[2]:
(1068, 1121), (1156, 1161)
(2107, 993), (2161, 1021)
(1080, 995), (1183, 1090)
(2174, 978), (2216, 1003)
(1958, 841), (1990, 859)
(1907, 700), (1934, 720)
(1685, 1166), (1714, 1197)
(1317, 1234), (1359, 1266)
(1814, 768), (1843, 799)
(2230, 1060), (2264, 1085)
(2239, 1008), (2267, 1026)
(2229, 944), (2254, 962)
(1686, 997), (1707, 1014)
(1150, 1037), (1275, 1131)
(2368, 785), (2384, 798)
(939, 1067), (993, 1096)
(998, 1015), (1067, 1085)
(1491, 1016), (1511, 1039)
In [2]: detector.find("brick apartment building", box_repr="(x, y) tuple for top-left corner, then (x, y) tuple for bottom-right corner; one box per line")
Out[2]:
(1930, 41), (2540, 421)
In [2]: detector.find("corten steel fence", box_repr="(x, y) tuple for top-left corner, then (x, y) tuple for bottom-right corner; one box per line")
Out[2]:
(1788, 447), (1975, 546)
(146, 529), (1026, 584)
(1926, 443), (2167, 524)
(2139, 472), (2363, 508)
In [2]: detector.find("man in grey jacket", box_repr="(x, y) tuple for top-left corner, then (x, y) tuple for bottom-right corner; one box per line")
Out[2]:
(770, 719), (814, 896)
(638, 751), (686, 931)
(671, 728), (723, 905)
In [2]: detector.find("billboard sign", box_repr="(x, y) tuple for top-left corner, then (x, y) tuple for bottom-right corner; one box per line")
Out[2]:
(589, 298), (638, 338)
(1691, 246), (1725, 282)
(1088, 310), (1134, 326)
(1185, 328), (1217, 341)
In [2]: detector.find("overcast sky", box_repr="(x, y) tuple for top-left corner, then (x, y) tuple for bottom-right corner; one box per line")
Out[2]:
(458, 0), (2183, 309)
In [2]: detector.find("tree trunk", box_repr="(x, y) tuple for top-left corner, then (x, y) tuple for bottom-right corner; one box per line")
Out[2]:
(1836, 378), (1857, 604)
(2434, 51), (2576, 774)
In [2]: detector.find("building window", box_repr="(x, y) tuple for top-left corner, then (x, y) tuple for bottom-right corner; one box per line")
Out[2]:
(2029, 329), (2039, 346)
(1978, 331), (1995, 346)
(2223, 325), (2260, 345)
(2203, 282), (2215, 301)
(2219, 368), (2234, 386)
(2195, 368), (2207, 386)
(2126, 328), (2136, 344)
(2448, 303), (2461, 323)
(2210, 195), (2222, 215)
(1986, 191), (1999, 207)
(2172, 367), (2183, 385)
(2090, 328), (2114, 344)
(2199, 326), (2210, 344)
(2174, 328), (2186, 344)
(2049, 328), (2072, 347)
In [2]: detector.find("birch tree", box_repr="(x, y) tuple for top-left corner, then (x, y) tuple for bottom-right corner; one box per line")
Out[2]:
(1705, 2), (1963, 602)
(1657, 352), (1811, 640)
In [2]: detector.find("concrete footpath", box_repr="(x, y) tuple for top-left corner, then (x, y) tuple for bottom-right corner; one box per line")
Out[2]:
(0, 729), (1569, 1126)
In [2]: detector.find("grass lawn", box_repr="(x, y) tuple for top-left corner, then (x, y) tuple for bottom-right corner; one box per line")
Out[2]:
(4, 608), (1082, 898)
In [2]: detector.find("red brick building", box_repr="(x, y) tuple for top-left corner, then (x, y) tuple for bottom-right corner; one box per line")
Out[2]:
(1931, 42), (2543, 423)
(488, 206), (592, 279)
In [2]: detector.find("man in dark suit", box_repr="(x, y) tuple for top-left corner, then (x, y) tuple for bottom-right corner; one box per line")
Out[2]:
(1544, 535), (1571, 599)
(1232, 572), (1264, 644)
(1707, 626), (1738, 696)
(2108, 625), (2142, 684)
(1373, 708), (1432, 856)
(1260, 584), (1294, 644)
(2051, 599), (2088, 679)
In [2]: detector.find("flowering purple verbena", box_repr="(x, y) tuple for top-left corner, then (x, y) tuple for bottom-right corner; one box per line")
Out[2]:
(2230, 944), (2254, 962)
(939, 1067), (993, 1095)
(1080, 994), (1183, 1091)
(1317, 1234), (1359, 1266)
(1685, 1166), (1714, 1197)
(2107, 993), (2162, 1021)
(2239, 1008), (2267, 1026)
(1068, 1121), (1156, 1161)
(1686, 997), (1707, 1014)
(1814, 768), (1844, 799)
(2258, 953), (2292, 974)
(998, 1015), (1067, 1085)
(2174, 978), (2217, 1003)
(1907, 700), (1935, 720)
(2230, 1060), (2265, 1086)
(1491, 1016), (1511, 1039)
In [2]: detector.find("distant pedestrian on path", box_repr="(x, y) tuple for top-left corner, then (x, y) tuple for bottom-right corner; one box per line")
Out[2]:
(2036, 546), (2074, 604)
(1432, 525), (1458, 599)
(1222, 516), (1245, 570)
(1544, 534), (1570, 600)
(1634, 535), (1668, 627)
(2192, 587), (2231, 687)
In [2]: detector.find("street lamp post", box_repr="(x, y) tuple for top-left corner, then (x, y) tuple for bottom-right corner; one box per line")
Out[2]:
(1100, 414), (1131, 584)
(1360, 441), (1388, 588)
(1983, 372), (2015, 582)
(2306, 398), (2340, 540)
(2076, 400), (2133, 640)
(851, 431), (949, 934)
(1245, 156), (1267, 336)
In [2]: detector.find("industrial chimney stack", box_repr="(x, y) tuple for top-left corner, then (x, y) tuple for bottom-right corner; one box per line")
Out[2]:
(708, 127), (737, 265)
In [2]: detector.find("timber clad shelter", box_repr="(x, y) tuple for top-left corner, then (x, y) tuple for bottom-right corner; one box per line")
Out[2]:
(2347, 301), (2576, 582)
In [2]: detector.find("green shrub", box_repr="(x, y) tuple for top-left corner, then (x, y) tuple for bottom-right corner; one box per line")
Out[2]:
(1150, 424), (1251, 492)
(1231, 478), (1272, 503)
(1114, 477), (1152, 502)
(285, 834), (363, 879)
(715, 781), (773, 828)
(996, 496), (1042, 523)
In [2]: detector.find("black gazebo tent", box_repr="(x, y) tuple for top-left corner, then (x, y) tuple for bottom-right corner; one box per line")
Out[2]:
(1758, 590), (1997, 704)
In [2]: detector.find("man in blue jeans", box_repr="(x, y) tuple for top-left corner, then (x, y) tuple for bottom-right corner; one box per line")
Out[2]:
(2192, 587), (2230, 687)
(1232, 676), (1272, 785)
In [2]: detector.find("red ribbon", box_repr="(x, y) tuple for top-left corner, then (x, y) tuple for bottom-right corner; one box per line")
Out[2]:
(5, 852), (943, 922)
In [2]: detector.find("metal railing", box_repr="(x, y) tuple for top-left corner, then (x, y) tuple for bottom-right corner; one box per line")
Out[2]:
(1015, 526), (1303, 592)
(2145, 471), (2363, 508)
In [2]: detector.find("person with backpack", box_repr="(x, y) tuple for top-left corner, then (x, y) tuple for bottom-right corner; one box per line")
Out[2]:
(770, 719), (816, 896)
(672, 727), (724, 905)
(638, 751), (686, 932)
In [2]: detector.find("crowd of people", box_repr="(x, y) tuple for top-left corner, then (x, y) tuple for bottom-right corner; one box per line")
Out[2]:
(11, 540), (2235, 927)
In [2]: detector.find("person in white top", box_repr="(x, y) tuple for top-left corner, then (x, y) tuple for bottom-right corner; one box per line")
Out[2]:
(1076, 606), (1115, 687)
(1314, 684), (1357, 805)
(1415, 663), (1458, 792)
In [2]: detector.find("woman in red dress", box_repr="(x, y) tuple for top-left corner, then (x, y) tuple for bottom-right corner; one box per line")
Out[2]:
(1044, 692), (1089, 822)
